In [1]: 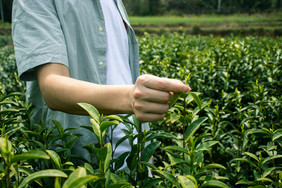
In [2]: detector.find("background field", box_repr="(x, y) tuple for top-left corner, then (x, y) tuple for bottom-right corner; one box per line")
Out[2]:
(129, 12), (282, 36)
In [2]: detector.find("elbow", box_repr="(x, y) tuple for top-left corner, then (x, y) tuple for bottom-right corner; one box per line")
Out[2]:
(43, 96), (60, 111)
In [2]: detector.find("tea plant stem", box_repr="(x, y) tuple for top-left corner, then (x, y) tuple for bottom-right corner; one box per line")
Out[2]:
(110, 126), (114, 162)
(4, 160), (11, 188)
(137, 121), (144, 187)
(182, 98), (187, 175)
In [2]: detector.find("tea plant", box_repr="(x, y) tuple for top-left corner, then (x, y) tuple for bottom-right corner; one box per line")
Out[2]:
(1, 33), (281, 187)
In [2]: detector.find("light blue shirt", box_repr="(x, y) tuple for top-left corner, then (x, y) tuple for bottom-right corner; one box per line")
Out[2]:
(12, 0), (140, 163)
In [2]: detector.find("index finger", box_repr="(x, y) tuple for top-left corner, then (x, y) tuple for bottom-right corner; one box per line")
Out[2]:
(136, 74), (191, 93)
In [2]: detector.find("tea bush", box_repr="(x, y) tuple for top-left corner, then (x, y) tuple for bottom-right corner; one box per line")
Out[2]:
(0, 34), (281, 187)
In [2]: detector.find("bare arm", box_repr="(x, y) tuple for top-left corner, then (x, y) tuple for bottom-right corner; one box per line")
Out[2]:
(35, 63), (191, 122)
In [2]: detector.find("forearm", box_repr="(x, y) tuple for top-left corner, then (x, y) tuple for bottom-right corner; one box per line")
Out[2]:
(39, 74), (134, 115)
(35, 63), (191, 122)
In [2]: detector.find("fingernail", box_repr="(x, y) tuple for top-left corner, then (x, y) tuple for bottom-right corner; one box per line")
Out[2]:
(183, 85), (191, 93)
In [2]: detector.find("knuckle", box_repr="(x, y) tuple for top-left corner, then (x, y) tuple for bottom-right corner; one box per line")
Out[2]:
(164, 104), (169, 112)
(133, 89), (143, 98)
(136, 113), (145, 122)
(134, 101), (144, 111)
(137, 74), (150, 83)
(158, 79), (167, 90)
(163, 92), (171, 101)
(156, 114), (165, 121)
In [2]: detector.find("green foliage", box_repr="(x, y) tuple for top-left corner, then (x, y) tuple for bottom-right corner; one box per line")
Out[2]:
(139, 33), (281, 187)
(1, 33), (281, 187)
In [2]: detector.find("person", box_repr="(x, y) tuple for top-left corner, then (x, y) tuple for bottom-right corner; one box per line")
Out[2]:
(12, 0), (191, 166)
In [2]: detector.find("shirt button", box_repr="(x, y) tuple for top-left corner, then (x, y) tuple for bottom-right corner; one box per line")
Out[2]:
(98, 61), (103, 66)
(98, 27), (103, 32)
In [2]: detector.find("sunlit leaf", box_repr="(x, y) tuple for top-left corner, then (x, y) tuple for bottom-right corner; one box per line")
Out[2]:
(18, 170), (67, 188)
(165, 145), (189, 155)
(104, 143), (112, 173)
(190, 92), (202, 109)
(78, 103), (100, 123)
(11, 150), (50, 164)
(46, 150), (61, 169)
(203, 163), (226, 170)
(244, 152), (259, 163)
(236, 179), (252, 185)
(178, 175), (195, 188)
(272, 131), (282, 141)
(63, 167), (86, 188)
(257, 177), (273, 183)
(201, 180), (229, 188)
(63, 175), (100, 188)
(262, 155), (282, 165)
(197, 141), (219, 151)
(90, 118), (101, 143)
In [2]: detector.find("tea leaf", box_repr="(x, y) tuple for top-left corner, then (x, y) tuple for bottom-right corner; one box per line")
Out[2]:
(46, 150), (61, 169)
(64, 175), (100, 188)
(154, 170), (181, 188)
(95, 146), (107, 162)
(190, 92), (202, 109)
(257, 177), (274, 183)
(203, 163), (226, 170)
(185, 92), (201, 105)
(63, 167), (86, 187)
(142, 141), (161, 162)
(201, 180), (229, 188)
(165, 145), (189, 155)
(178, 175), (195, 188)
(184, 73), (191, 85)
(11, 150), (50, 164)
(18, 169), (67, 188)
(197, 141), (219, 151)
(84, 163), (95, 175)
(146, 132), (177, 141)
(102, 115), (123, 122)
(90, 118), (101, 143)
(100, 121), (119, 135)
(143, 178), (162, 188)
(52, 120), (64, 136)
(169, 92), (181, 108)
(262, 167), (277, 178)
(114, 135), (131, 150)
(185, 117), (208, 142)
(104, 143), (112, 173)
(140, 161), (158, 171)
(244, 152), (259, 163)
(234, 158), (258, 168)
(262, 155), (282, 165)
(272, 130), (282, 141)
(78, 103), (100, 123)
(236, 179), (252, 185)
(114, 151), (130, 171)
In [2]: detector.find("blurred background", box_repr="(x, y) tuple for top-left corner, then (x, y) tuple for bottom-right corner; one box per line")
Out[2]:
(0, 0), (281, 36)
(0, 0), (281, 21)
(123, 0), (282, 16)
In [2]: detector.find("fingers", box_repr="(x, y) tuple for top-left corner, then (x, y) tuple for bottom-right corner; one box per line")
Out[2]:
(136, 74), (191, 94)
(133, 85), (173, 103)
(132, 74), (191, 122)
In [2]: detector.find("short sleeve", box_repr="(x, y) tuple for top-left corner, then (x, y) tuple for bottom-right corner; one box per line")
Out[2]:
(12, 0), (68, 81)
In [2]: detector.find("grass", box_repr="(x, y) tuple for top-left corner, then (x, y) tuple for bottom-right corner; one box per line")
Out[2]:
(129, 12), (282, 36)
(129, 12), (282, 25)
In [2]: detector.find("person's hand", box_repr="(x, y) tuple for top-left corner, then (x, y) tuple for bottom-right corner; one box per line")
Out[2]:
(131, 74), (191, 122)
